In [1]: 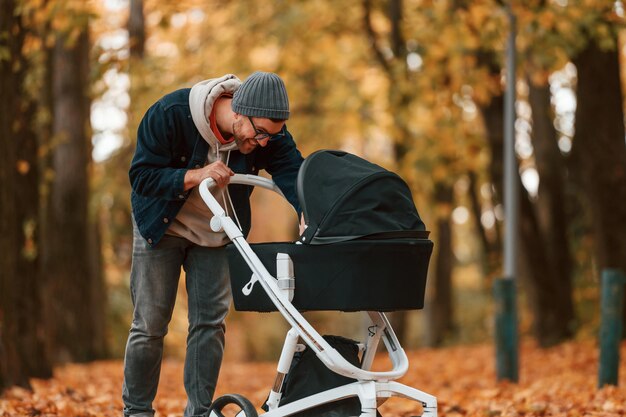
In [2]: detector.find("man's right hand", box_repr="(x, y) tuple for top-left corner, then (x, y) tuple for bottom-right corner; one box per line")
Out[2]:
(184, 161), (234, 191)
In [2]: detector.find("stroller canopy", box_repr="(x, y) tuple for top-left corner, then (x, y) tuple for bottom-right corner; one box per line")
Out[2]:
(297, 150), (426, 245)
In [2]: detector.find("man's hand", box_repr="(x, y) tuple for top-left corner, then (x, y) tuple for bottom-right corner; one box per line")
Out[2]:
(184, 161), (234, 191)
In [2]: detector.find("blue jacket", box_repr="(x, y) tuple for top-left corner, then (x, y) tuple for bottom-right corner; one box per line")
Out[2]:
(129, 88), (303, 246)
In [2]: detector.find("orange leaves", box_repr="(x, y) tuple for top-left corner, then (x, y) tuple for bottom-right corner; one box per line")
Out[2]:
(16, 160), (31, 175)
(2, 340), (625, 417)
(394, 341), (626, 417)
(1, 361), (125, 417)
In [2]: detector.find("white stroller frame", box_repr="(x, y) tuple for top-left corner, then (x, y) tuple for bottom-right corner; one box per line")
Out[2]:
(200, 175), (437, 417)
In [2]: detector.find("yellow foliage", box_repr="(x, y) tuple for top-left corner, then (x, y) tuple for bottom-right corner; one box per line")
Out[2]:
(538, 9), (556, 30)
(432, 164), (449, 183)
(10, 0), (613, 353)
(248, 45), (281, 70)
(529, 70), (550, 87)
(468, 4), (492, 28)
(435, 200), (453, 218)
(555, 19), (574, 38)
(21, 34), (42, 56)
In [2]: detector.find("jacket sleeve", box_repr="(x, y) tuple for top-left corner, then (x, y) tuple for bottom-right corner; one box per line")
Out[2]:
(265, 129), (304, 214)
(129, 101), (188, 201)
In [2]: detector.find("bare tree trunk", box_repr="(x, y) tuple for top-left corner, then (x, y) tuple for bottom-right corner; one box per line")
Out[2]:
(526, 80), (576, 343)
(517, 172), (571, 346)
(125, 0), (146, 149)
(15, 68), (53, 381)
(129, 0), (145, 59)
(425, 183), (455, 346)
(571, 40), (626, 332)
(43, 21), (106, 362)
(480, 85), (575, 346)
(481, 90), (506, 199)
(467, 170), (501, 280)
(0, 0), (52, 391)
(0, 0), (26, 391)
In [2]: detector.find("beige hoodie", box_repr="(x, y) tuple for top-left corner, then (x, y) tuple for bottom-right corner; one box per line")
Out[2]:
(165, 75), (242, 247)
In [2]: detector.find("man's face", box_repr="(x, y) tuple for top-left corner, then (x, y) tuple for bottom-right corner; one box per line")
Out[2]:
(233, 115), (285, 154)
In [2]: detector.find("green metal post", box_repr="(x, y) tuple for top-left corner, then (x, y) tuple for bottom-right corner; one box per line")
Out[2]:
(494, 278), (518, 382)
(598, 268), (626, 387)
(495, 3), (519, 383)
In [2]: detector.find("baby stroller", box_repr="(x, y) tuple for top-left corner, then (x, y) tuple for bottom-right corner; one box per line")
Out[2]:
(199, 150), (437, 417)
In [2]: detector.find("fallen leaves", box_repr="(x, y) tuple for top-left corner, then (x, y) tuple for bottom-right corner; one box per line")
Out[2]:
(393, 340), (626, 417)
(1, 340), (625, 417)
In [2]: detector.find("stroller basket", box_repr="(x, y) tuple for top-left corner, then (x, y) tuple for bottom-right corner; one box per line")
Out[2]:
(228, 238), (433, 312)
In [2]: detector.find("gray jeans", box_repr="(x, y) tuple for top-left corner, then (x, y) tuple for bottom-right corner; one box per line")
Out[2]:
(122, 222), (232, 417)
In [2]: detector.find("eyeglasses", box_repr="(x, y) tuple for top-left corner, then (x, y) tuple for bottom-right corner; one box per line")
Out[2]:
(248, 116), (285, 143)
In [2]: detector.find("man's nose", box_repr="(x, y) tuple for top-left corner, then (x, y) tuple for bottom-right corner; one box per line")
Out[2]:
(257, 137), (270, 147)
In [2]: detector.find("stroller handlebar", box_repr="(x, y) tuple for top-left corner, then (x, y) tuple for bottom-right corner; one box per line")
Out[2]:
(199, 174), (289, 233)
(201, 174), (286, 198)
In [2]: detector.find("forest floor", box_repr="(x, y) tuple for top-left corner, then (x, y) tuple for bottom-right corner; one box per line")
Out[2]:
(1, 340), (626, 417)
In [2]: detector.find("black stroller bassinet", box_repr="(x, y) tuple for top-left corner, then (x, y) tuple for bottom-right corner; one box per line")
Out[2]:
(228, 150), (432, 312)
(199, 150), (437, 417)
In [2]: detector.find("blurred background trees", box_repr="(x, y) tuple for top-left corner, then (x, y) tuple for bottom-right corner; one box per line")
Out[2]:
(1, 0), (625, 392)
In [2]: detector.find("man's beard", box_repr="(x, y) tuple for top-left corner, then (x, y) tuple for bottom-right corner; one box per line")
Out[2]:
(232, 121), (257, 154)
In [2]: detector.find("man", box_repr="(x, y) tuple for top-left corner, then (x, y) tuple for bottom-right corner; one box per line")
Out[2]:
(123, 72), (303, 417)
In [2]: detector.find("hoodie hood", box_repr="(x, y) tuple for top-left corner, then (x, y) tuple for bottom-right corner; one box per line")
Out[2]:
(189, 74), (241, 155)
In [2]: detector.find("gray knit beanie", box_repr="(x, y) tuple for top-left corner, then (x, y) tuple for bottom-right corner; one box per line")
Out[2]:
(232, 71), (290, 120)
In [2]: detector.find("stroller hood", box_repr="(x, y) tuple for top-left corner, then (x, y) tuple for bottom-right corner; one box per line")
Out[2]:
(297, 150), (426, 245)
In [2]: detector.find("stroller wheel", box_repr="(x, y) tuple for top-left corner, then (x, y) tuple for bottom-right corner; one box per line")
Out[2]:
(208, 393), (258, 417)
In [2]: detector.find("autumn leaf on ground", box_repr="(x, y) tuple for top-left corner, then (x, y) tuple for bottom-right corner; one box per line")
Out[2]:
(1, 340), (626, 417)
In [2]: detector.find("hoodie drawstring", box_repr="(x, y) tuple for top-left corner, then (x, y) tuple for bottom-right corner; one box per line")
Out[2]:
(217, 147), (243, 232)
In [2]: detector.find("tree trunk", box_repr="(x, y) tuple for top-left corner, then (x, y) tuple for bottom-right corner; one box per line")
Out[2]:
(480, 87), (575, 346)
(571, 40), (626, 330)
(126, 0), (146, 147)
(128, 0), (145, 59)
(43, 22), (106, 362)
(467, 170), (500, 279)
(526, 80), (576, 344)
(425, 182), (455, 346)
(517, 171), (571, 346)
(1, 0), (52, 392)
(0, 0), (27, 391)
(15, 69), (53, 381)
